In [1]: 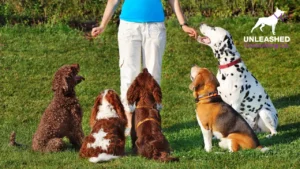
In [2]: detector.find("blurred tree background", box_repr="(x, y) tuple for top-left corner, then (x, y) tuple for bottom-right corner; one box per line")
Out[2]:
(0, 0), (299, 27)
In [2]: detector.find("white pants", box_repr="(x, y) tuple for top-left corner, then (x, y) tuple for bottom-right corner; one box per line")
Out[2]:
(118, 20), (166, 112)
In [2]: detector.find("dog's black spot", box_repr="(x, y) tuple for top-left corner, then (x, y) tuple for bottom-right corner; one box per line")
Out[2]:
(259, 95), (262, 98)
(246, 84), (251, 90)
(225, 58), (227, 61)
(253, 116), (257, 122)
(266, 95), (269, 99)
(240, 85), (244, 93)
(234, 64), (239, 68)
(254, 104), (263, 114)
(222, 74), (226, 80)
(266, 107), (271, 111)
(231, 73), (234, 76)
(230, 93), (232, 96)
(246, 80), (248, 83)
(230, 57), (235, 62)
(247, 105), (251, 108)
(241, 103), (245, 107)
(244, 91), (250, 99)
(265, 102), (271, 107)
(240, 75), (242, 78)
(241, 108), (245, 111)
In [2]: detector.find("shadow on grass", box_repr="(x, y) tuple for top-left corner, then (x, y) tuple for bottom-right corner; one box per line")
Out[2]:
(273, 94), (300, 109)
(164, 121), (198, 133)
(260, 122), (300, 147)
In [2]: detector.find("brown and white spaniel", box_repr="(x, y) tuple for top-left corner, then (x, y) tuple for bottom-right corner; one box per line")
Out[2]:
(127, 68), (179, 162)
(79, 89), (127, 163)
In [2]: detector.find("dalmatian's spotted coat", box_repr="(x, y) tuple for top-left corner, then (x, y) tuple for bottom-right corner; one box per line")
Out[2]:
(197, 23), (278, 137)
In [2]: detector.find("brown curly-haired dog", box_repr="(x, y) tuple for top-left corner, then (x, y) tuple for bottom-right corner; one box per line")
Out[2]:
(32, 64), (85, 152)
(127, 68), (179, 162)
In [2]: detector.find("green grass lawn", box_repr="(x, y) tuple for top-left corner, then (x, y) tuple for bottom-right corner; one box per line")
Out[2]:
(0, 16), (300, 168)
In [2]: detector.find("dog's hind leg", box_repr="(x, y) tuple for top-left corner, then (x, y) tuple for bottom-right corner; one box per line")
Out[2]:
(259, 24), (265, 32)
(258, 107), (278, 138)
(251, 20), (262, 33)
(45, 138), (65, 152)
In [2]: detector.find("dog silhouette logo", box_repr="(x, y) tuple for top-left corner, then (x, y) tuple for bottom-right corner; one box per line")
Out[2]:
(251, 8), (285, 35)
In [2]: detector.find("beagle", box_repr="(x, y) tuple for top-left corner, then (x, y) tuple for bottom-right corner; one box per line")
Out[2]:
(189, 66), (267, 152)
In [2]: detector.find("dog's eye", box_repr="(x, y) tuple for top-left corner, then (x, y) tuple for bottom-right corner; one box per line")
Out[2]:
(190, 75), (194, 81)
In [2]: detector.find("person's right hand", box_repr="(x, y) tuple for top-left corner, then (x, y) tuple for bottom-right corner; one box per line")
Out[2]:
(91, 26), (105, 37)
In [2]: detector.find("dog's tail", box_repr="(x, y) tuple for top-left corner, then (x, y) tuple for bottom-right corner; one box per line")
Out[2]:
(257, 145), (270, 153)
(88, 153), (120, 163)
(156, 152), (179, 162)
(9, 131), (23, 147)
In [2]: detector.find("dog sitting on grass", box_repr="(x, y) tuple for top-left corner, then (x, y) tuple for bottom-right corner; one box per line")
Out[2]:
(32, 64), (85, 152)
(127, 68), (179, 162)
(189, 66), (268, 152)
(79, 89), (127, 163)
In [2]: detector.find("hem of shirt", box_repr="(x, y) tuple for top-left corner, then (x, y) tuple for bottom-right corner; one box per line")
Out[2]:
(120, 17), (165, 23)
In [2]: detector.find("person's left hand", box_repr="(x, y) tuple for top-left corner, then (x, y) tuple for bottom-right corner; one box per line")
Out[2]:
(182, 26), (198, 39)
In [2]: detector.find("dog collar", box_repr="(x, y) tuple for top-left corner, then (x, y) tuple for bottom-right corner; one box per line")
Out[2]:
(136, 118), (160, 129)
(274, 14), (284, 21)
(195, 91), (219, 103)
(219, 58), (242, 69)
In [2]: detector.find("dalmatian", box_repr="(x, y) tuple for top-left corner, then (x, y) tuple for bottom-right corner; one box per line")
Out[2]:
(196, 23), (278, 137)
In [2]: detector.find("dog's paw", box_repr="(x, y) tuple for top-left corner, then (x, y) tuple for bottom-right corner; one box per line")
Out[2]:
(204, 146), (212, 152)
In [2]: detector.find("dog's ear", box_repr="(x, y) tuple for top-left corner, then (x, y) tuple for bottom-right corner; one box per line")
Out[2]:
(127, 78), (140, 105)
(112, 92), (127, 126)
(90, 94), (102, 128)
(206, 69), (220, 88)
(189, 73), (204, 91)
(151, 79), (162, 105)
(52, 72), (68, 92)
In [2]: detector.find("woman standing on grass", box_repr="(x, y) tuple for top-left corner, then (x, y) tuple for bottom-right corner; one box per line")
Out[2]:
(91, 0), (198, 135)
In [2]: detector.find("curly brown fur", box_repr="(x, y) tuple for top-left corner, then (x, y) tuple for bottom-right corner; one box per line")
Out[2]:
(79, 89), (127, 163)
(32, 64), (85, 152)
(127, 68), (179, 162)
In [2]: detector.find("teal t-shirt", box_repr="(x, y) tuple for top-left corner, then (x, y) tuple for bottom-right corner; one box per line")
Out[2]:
(120, 0), (165, 22)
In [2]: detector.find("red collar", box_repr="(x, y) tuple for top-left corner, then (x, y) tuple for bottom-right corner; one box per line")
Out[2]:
(219, 58), (242, 69)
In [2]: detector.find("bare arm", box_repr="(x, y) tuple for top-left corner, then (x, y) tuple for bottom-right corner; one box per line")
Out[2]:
(91, 0), (120, 37)
(168, 0), (198, 38)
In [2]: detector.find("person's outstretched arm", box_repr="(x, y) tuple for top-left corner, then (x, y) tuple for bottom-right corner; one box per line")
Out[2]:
(168, 0), (198, 38)
(91, 0), (120, 37)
